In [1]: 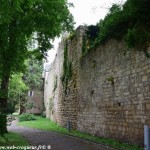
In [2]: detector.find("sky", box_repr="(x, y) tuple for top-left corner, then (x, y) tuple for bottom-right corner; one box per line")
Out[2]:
(46, 0), (126, 64)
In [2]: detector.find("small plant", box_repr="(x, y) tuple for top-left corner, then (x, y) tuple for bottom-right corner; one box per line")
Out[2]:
(26, 102), (35, 109)
(18, 113), (37, 122)
(68, 32), (75, 41)
(106, 76), (114, 85)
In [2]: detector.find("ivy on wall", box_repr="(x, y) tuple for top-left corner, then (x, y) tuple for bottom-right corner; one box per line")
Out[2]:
(61, 42), (72, 94)
(82, 25), (99, 55)
(26, 102), (35, 109)
(49, 97), (54, 111)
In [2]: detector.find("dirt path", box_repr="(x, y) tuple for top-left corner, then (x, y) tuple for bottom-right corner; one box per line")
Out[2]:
(8, 121), (116, 150)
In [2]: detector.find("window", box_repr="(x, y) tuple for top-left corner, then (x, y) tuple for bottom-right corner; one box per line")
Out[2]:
(28, 91), (34, 97)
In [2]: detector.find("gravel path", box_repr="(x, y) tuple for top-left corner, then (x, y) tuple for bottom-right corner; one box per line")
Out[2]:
(8, 121), (116, 150)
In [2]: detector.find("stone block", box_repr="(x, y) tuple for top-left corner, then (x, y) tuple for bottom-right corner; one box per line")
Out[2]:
(146, 104), (150, 110)
(142, 76), (148, 82)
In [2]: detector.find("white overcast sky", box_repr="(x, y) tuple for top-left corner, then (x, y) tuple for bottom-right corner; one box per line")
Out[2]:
(46, 0), (126, 64)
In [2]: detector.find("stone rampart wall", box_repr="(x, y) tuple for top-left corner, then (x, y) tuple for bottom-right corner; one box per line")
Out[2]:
(44, 26), (150, 145)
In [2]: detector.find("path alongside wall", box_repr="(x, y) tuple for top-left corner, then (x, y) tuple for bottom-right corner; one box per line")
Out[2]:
(44, 26), (150, 146)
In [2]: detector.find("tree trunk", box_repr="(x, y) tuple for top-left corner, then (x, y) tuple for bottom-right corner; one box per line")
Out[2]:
(0, 74), (10, 134)
(20, 104), (26, 114)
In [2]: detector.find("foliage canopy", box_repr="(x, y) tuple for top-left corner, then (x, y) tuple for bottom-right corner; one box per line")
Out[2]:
(23, 55), (43, 90)
(0, 0), (74, 134)
(8, 74), (28, 114)
(7, 55), (43, 114)
(82, 0), (150, 54)
(0, 0), (74, 78)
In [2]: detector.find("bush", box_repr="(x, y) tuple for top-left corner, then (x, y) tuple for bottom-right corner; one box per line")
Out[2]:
(18, 113), (37, 122)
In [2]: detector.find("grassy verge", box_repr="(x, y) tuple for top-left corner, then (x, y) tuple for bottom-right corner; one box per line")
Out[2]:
(18, 116), (142, 150)
(0, 132), (28, 149)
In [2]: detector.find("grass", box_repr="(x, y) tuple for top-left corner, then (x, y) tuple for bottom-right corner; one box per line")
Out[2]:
(0, 132), (28, 150)
(18, 116), (143, 150)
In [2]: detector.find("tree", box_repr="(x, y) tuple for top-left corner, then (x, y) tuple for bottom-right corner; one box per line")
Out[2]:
(23, 55), (43, 90)
(123, 0), (150, 51)
(21, 55), (44, 114)
(0, 0), (74, 133)
(7, 56), (44, 115)
(8, 74), (28, 114)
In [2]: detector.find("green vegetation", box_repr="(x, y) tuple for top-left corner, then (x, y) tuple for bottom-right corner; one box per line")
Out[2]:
(68, 31), (76, 41)
(83, 0), (150, 55)
(8, 74), (29, 114)
(49, 97), (54, 111)
(21, 55), (44, 113)
(7, 55), (43, 114)
(0, 0), (74, 134)
(18, 113), (37, 122)
(18, 116), (142, 150)
(0, 132), (28, 147)
(106, 76), (115, 85)
(23, 55), (43, 90)
(82, 25), (99, 55)
(61, 43), (72, 94)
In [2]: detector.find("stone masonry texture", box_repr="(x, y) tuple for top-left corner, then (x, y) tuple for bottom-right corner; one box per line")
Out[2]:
(26, 90), (44, 115)
(44, 25), (150, 146)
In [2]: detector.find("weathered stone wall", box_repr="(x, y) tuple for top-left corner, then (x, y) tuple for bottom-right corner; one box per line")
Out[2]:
(44, 41), (64, 123)
(78, 39), (150, 146)
(44, 27), (84, 128)
(44, 26), (150, 146)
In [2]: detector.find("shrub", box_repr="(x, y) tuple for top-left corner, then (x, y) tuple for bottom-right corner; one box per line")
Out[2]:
(18, 113), (37, 122)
